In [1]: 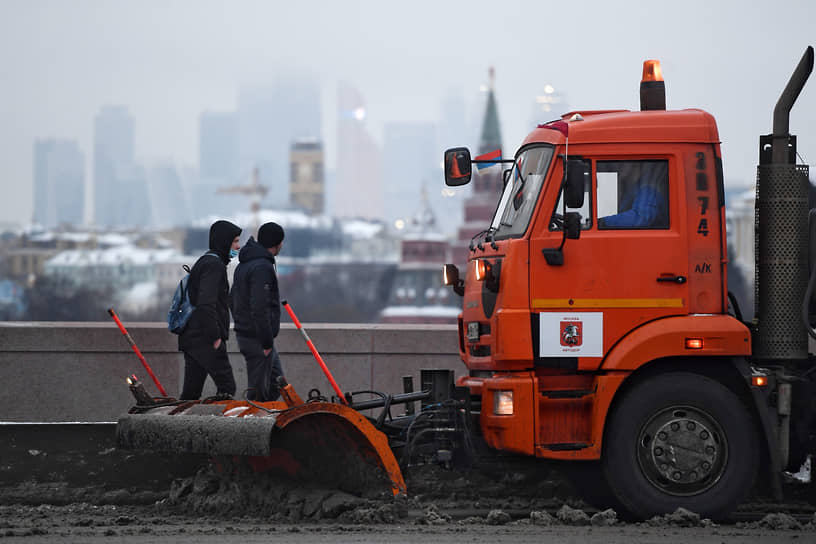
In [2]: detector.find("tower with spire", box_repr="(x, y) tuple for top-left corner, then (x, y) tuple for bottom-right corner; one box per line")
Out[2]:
(453, 67), (505, 264)
(479, 67), (503, 155)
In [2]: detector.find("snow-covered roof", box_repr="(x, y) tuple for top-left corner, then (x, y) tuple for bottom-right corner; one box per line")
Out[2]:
(401, 232), (449, 242)
(23, 228), (136, 247)
(46, 247), (189, 267)
(277, 253), (398, 265)
(57, 232), (93, 243)
(97, 233), (131, 247)
(192, 208), (393, 242)
(27, 232), (55, 243)
(192, 209), (336, 231)
(380, 305), (460, 318)
(342, 219), (384, 239)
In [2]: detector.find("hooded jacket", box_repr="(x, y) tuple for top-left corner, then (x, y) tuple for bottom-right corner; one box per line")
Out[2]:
(230, 237), (280, 349)
(179, 220), (242, 351)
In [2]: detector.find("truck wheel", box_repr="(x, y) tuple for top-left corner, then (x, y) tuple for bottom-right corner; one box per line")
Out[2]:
(603, 372), (758, 520)
(560, 461), (623, 511)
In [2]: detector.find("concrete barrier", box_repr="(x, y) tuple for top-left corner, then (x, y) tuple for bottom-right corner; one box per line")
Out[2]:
(0, 322), (462, 422)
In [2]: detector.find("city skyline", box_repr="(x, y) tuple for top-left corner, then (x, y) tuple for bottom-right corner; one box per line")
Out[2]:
(33, 138), (84, 228)
(24, 77), (476, 233)
(1, 1), (814, 227)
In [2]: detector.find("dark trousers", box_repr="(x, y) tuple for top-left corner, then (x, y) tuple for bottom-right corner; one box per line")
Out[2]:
(180, 342), (236, 400)
(236, 334), (283, 401)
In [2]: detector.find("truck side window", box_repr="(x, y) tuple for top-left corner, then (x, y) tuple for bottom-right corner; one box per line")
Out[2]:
(550, 159), (592, 231)
(597, 160), (669, 229)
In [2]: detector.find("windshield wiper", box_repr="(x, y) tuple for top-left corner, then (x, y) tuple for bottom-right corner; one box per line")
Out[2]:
(512, 169), (534, 211)
(484, 226), (499, 250)
(469, 229), (488, 251)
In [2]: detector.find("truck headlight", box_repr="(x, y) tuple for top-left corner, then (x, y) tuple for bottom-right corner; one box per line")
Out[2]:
(494, 390), (514, 415)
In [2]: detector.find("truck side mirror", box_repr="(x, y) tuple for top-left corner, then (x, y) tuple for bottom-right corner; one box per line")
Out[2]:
(442, 263), (465, 296)
(565, 159), (587, 208)
(444, 147), (472, 186)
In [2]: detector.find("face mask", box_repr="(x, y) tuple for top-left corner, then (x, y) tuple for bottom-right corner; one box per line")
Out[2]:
(229, 248), (239, 259)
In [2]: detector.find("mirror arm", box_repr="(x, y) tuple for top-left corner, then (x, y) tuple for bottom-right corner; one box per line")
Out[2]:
(453, 280), (464, 297)
(558, 154), (568, 251)
(543, 156), (569, 266)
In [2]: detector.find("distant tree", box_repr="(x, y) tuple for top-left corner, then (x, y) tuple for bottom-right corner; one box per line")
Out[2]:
(279, 263), (395, 323)
(117, 304), (165, 323)
(23, 276), (115, 321)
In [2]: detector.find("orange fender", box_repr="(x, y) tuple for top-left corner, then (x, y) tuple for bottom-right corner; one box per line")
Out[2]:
(602, 314), (751, 371)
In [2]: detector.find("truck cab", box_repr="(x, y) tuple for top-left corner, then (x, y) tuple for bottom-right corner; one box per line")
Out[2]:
(442, 61), (772, 519)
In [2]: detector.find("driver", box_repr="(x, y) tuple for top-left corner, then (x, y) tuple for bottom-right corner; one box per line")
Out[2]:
(599, 162), (668, 228)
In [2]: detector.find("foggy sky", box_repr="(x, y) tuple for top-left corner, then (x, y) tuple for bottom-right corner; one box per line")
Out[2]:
(1, 0), (814, 226)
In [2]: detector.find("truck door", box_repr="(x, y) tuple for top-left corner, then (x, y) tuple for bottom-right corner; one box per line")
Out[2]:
(529, 156), (689, 371)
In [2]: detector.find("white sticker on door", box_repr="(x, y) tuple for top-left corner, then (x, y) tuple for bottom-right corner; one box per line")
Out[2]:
(539, 312), (603, 357)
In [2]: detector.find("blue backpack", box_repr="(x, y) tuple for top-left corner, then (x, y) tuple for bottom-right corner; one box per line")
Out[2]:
(167, 252), (219, 334)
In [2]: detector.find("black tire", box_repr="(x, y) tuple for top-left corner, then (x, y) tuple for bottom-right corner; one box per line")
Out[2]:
(603, 372), (758, 520)
(560, 460), (623, 511)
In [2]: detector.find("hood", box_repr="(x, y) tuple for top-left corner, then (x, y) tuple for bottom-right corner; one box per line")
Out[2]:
(208, 220), (242, 261)
(238, 237), (274, 263)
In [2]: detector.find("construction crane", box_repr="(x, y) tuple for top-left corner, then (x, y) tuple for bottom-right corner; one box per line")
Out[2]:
(216, 166), (268, 234)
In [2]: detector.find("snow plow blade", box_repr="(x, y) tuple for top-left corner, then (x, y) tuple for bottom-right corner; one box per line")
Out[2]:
(116, 400), (406, 497)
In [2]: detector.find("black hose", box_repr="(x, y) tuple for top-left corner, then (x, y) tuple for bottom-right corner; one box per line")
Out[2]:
(727, 291), (744, 323)
(802, 262), (816, 340)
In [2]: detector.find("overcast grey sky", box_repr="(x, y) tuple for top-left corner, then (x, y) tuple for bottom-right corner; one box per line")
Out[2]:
(1, 0), (814, 226)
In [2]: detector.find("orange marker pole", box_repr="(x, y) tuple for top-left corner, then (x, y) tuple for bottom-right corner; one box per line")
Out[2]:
(107, 308), (168, 397)
(282, 300), (347, 404)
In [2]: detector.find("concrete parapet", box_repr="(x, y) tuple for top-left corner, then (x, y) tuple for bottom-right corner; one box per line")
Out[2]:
(0, 322), (462, 422)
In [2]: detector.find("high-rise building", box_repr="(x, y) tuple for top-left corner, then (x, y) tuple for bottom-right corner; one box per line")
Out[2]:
(93, 106), (143, 227)
(382, 122), (437, 229)
(199, 111), (239, 180)
(289, 139), (325, 215)
(439, 88), (473, 151)
(453, 68), (505, 264)
(115, 164), (152, 227)
(32, 139), (85, 228)
(145, 162), (189, 228)
(335, 82), (382, 220)
(237, 77), (321, 207)
(437, 89), (475, 239)
(195, 110), (242, 219)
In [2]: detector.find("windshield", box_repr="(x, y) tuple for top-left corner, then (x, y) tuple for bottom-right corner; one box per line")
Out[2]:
(489, 145), (555, 238)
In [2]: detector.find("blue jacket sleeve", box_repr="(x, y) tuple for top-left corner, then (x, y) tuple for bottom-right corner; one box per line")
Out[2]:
(600, 185), (663, 228)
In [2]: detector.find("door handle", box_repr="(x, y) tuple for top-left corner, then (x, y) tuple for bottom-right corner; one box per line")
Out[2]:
(657, 275), (687, 284)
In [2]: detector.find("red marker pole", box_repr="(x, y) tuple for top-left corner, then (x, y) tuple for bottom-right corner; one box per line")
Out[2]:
(107, 308), (168, 397)
(282, 301), (347, 404)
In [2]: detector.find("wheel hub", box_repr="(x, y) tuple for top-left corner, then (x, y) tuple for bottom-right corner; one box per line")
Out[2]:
(651, 417), (718, 483)
(637, 408), (727, 496)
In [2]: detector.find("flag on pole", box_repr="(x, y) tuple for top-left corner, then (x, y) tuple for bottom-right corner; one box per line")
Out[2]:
(475, 149), (502, 170)
(539, 120), (569, 137)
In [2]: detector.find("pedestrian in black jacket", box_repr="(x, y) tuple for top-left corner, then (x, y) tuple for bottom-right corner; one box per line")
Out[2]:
(230, 222), (284, 401)
(179, 219), (242, 400)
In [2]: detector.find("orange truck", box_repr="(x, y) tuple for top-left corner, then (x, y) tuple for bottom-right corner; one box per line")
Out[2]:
(441, 47), (815, 519)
